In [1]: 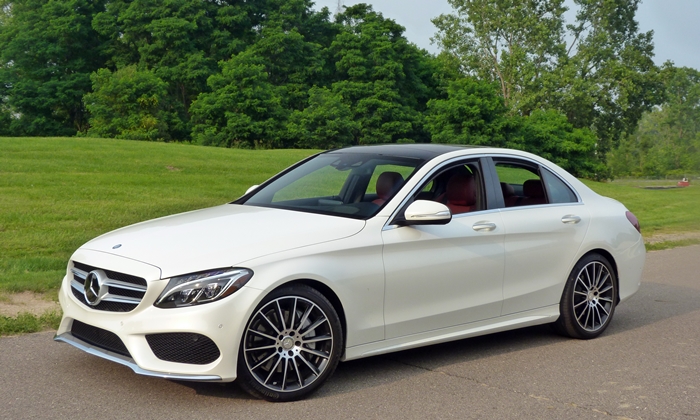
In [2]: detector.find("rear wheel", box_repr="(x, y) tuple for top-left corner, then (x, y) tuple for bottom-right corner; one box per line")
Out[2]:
(554, 254), (617, 339)
(237, 285), (343, 401)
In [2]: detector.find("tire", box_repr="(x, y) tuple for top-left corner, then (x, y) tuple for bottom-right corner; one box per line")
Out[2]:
(553, 253), (618, 339)
(237, 285), (343, 402)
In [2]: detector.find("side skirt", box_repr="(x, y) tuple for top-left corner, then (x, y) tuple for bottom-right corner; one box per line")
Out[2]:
(343, 305), (560, 361)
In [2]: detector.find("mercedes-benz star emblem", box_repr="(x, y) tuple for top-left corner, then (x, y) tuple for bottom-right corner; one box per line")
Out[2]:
(84, 270), (107, 306)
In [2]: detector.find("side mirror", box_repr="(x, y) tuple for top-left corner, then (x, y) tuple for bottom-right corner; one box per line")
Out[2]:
(245, 185), (260, 195)
(402, 200), (452, 225)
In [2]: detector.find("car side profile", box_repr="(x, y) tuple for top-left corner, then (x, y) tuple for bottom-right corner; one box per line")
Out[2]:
(54, 144), (645, 401)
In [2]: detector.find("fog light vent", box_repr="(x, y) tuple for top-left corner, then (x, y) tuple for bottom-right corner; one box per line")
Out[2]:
(146, 333), (220, 365)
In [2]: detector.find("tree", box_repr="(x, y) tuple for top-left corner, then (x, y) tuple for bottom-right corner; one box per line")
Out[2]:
(0, 109), (11, 136)
(329, 4), (438, 144)
(556, 0), (663, 156)
(84, 66), (173, 141)
(190, 52), (287, 148)
(433, 0), (664, 166)
(425, 77), (510, 146)
(287, 87), (359, 149)
(610, 65), (700, 177)
(513, 109), (604, 178)
(432, 0), (567, 112)
(0, 0), (107, 135)
(188, 0), (335, 148)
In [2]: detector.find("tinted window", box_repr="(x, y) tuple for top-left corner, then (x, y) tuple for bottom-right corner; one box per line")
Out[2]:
(541, 168), (578, 204)
(494, 162), (547, 207)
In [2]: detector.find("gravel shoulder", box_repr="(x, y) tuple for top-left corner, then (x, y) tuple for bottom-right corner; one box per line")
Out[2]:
(0, 291), (60, 317)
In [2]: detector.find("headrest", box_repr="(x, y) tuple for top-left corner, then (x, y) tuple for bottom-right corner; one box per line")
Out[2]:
(523, 179), (544, 198)
(500, 182), (515, 197)
(376, 172), (404, 200)
(446, 174), (476, 206)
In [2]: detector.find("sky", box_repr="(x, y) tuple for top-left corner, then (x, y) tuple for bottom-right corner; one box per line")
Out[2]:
(311, 0), (700, 70)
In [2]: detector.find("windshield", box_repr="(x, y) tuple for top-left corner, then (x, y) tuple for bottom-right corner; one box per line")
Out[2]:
(241, 152), (425, 219)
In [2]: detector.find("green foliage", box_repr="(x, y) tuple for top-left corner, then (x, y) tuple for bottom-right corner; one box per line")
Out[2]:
(0, 0), (682, 179)
(84, 67), (174, 141)
(557, 0), (664, 156)
(513, 109), (605, 178)
(190, 51), (287, 148)
(329, 4), (437, 144)
(0, 0), (106, 135)
(190, 3), (437, 148)
(433, 0), (664, 161)
(92, 0), (258, 108)
(425, 77), (510, 146)
(433, 0), (567, 112)
(287, 87), (359, 148)
(0, 110), (11, 136)
(610, 65), (700, 177)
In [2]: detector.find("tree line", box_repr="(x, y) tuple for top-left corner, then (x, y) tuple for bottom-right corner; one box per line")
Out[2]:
(1, 0), (697, 178)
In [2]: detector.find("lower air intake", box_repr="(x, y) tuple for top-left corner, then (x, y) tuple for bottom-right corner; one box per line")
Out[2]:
(71, 320), (131, 357)
(146, 333), (220, 365)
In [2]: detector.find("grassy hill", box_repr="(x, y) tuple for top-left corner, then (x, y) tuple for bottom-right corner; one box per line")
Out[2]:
(0, 137), (316, 293)
(1, 137), (698, 294)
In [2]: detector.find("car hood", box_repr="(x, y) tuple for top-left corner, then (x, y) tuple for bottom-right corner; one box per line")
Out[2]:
(80, 204), (366, 279)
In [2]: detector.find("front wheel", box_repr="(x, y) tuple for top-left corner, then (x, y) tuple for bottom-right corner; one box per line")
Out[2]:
(237, 285), (343, 401)
(554, 254), (618, 339)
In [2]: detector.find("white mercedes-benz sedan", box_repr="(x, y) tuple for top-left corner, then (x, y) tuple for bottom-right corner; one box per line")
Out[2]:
(55, 144), (645, 401)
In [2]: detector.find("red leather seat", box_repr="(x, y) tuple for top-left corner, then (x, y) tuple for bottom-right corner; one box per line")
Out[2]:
(372, 172), (404, 206)
(445, 174), (477, 214)
(521, 179), (546, 205)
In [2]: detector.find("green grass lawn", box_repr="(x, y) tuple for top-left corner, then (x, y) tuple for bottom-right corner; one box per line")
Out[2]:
(0, 137), (316, 293)
(1, 137), (698, 295)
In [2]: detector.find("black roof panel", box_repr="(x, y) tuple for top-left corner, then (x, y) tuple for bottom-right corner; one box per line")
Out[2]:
(324, 144), (479, 161)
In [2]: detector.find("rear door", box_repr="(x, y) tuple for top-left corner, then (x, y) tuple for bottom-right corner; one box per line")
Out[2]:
(493, 158), (590, 315)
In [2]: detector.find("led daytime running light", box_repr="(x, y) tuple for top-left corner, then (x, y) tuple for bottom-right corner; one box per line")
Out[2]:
(155, 268), (253, 308)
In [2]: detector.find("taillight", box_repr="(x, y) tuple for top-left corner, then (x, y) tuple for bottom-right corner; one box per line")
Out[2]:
(626, 211), (641, 233)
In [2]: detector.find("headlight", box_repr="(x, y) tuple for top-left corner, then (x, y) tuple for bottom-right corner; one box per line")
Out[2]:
(154, 268), (253, 308)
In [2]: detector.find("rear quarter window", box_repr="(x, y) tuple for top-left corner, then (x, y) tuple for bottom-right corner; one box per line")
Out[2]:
(541, 169), (578, 204)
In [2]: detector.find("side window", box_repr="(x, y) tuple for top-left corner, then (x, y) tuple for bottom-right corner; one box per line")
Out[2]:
(495, 162), (547, 207)
(541, 168), (578, 204)
(413, 160), (484, 215)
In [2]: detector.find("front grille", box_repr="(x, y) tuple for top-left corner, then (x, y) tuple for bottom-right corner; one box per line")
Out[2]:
(146, 333), (221, 365)
(70, 261), (148, 312)
(71, 320), (131, 357)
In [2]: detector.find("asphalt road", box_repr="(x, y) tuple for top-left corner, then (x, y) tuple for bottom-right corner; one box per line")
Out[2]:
(1, 246), (698, 420)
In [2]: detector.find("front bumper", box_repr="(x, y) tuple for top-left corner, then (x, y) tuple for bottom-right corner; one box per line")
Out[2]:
(55, 254), (263, 382)
(53, 332), (223, 381)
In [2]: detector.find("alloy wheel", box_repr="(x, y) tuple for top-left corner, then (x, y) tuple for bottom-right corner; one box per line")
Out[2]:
(243, 296), (335, 393)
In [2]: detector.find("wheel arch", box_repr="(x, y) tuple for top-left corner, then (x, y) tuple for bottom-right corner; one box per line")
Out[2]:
(270, 279), (348, 353)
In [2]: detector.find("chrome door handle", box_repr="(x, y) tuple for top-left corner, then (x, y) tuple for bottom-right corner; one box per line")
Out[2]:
(472, 222), (497, 232)
(561, 215), (581, 224)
